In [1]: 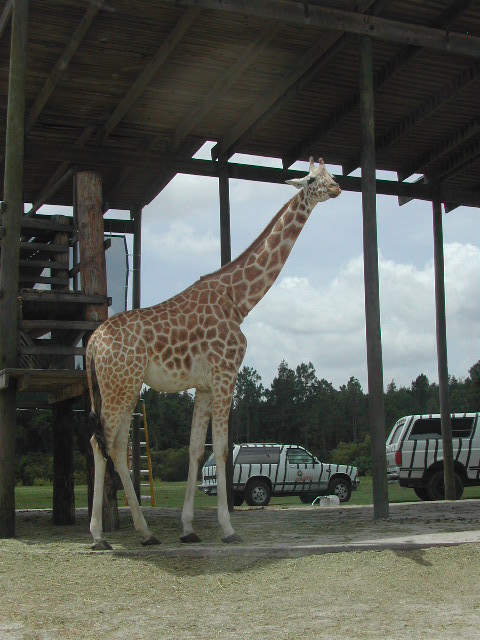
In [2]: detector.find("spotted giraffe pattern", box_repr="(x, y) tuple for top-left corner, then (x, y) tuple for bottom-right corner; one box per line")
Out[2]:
(86, 158), (341, 548)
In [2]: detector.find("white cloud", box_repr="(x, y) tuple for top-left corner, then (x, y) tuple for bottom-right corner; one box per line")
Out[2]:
(144, 220), (219, 257)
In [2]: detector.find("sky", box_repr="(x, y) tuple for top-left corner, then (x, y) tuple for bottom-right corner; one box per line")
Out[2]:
(97, 144), (479, 393)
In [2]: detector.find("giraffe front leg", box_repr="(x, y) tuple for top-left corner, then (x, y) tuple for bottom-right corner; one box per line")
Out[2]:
(89, 435), (112, 550)
(180, 390), (212, 543)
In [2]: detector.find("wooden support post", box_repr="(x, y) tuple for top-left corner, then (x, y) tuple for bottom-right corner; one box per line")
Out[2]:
(52, 399), (75, 524)
(432, 200), (456, 500)
(131, 207), (142, 310)
(359, 36), (389, 520)
(0, 0), (29, 539)
(52, 217), (75, 524)
(218, 160), (234, 512)
(75, 171), (118, 532)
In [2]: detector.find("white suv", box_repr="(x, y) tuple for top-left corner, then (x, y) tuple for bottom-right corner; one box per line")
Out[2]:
(386, 413), (480, 500)
(199, 443), (359, 506)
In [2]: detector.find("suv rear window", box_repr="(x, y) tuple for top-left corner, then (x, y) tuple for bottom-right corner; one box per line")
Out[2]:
(286, 448), (314, 464)
(408, 417), (474, 440)
(235, 446), (281, 465)
(388, 419), (406, 445)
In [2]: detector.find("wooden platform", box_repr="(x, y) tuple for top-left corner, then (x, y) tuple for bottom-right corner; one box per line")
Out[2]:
(0, 368), (88, 407)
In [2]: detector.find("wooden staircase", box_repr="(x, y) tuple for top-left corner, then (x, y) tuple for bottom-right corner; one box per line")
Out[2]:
(0, 213), (110, 407)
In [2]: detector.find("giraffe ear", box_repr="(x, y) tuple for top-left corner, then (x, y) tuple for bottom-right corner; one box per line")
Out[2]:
(285, 177), (307, 189)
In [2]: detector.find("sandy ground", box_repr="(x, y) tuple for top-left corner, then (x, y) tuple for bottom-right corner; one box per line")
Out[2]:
(1, 501), (479, 639)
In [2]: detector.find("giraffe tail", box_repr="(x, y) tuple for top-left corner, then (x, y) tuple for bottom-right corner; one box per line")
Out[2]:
(85, 334), (111, 466)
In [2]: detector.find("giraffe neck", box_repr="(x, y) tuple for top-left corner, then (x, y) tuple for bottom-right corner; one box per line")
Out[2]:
(217, 190), (314, 319)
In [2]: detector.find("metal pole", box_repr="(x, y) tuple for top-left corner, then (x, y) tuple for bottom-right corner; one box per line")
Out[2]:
(0, 0), (29, 538)
(432, 200), (456, 500)
(218, 159), (234, 512)
(131, 207), (142, 310)
(359, 35), (389, 520)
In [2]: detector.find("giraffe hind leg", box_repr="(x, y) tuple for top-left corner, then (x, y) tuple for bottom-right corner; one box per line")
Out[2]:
(110, 411), (160, 546)
(89, 433), (112, 550)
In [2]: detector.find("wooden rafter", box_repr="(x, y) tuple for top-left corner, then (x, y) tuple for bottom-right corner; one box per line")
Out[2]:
(24, 2), (102, 134)
(96, 7), (200, 145)
(282, 0), (477, 169)
(171, 20), (280, 153)
(343, 60), (480, 175)
(400, 116), (480, 181)
(210, 0), (392, 161)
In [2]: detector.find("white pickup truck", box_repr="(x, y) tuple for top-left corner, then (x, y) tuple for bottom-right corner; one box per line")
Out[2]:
(199, 443), (359, 506)
(386, 413), (480, 500)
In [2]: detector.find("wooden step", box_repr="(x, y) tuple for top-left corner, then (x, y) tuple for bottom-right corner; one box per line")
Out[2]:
(20, 217), (75, 234)
(19, 259), (70, 270)
(20, 319), (100, 331)
(19, 241), (69, 253)
(18, 274), (70, 286)
(19, 290), (110, 305)
(18, 345), (86, 356)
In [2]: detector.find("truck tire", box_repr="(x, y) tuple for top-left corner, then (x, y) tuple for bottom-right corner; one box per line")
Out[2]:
(328, 477), (351, 503)
(413, 487), (431, 501)
(245, 480), (271, 506)
(426, 470), (464, 501)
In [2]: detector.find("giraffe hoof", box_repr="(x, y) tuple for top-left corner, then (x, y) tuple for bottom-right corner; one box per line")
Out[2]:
(141, 535), (161, 546)
(222, 533), (243, 544)
(180, 532), (202, 544)
(91, 540), (113, 551)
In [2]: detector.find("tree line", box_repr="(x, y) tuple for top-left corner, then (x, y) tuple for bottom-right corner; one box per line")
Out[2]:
(14, 360), (480, 484)
(141, 359), (479, 466)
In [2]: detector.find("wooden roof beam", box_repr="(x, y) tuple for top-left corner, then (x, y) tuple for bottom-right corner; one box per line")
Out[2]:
(26, 141), (480, 207)
(163, 0), (480, 58)
(96, 7), (200, 146)
(343, 59), (480, 176)
(282, 0), (476, 169)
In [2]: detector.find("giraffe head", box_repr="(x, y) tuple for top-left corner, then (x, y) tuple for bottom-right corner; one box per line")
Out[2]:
(285, 157), (341, 202)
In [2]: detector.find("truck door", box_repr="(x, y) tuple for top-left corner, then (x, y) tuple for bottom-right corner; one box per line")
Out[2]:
(285, 447), (321, 494)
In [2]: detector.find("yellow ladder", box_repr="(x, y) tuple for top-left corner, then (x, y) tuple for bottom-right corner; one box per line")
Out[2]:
(126, 400), (156, 507)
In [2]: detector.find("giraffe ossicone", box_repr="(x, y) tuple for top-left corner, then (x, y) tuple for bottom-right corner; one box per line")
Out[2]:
(86, 157), (341, 549)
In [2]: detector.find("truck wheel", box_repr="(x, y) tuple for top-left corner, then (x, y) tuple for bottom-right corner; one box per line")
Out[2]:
(233, 491), (244, 507)
(245, 480), (271, 506)
(426, 470), (464, 501)
(413, 487), (431, 501)
(328, 477), (351, 503)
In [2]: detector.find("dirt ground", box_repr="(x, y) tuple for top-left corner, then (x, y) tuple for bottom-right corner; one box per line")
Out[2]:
(1, 501), (479, 639)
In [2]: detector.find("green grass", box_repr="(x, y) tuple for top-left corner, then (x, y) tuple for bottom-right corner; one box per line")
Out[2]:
(15, 477), (480, 511)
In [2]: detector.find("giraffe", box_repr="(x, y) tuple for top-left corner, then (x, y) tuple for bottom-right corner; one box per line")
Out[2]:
(86, 157), (341, 549)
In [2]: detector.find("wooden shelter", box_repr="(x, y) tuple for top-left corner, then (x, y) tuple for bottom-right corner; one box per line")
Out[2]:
(1, 0), (479, 536)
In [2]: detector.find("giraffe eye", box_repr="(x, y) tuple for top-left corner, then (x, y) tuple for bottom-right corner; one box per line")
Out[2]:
(306, 177), (315, 185)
